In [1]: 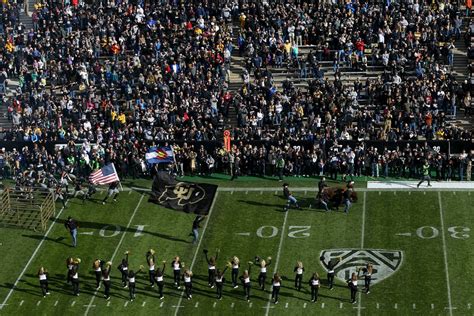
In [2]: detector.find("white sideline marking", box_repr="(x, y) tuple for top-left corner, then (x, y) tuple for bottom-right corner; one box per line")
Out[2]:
(124, 301), (128, 307)
(213, 302), (216, 308)
(85, 195), (145, 316)
(321, 302), (325, 309)
(396, 232), (412, 236)
(340, 302), (343, 308)
(231, 302), (235, 308)
(0, 203), (68, 310)
(394, 303), (398, 309)
(107, 301), (110, 307)
(264, 207), (289, 316)
(285, 302), (288, 308)
(79, 232), (94, 235)
(36, 301), (41, 306)
(71, 301), (76, 307)
(303, 303), (307, 308)
(235, 232), (250, 236)
(445, 307), (457, 310)
(357, 191), (367, 316)
(19, 300), (24, 306)
(173, 193), (219, 316)
(438, 192), (453, 316)
(194, 302), (199, 308)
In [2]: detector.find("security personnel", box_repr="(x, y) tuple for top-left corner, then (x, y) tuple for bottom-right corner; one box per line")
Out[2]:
(320, 256), (341, 290)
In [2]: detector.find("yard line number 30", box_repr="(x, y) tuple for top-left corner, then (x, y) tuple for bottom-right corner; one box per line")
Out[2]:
(416, 226), (470, 240)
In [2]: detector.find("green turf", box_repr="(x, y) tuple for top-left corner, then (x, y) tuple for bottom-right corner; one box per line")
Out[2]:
(0, 187), (472, 316)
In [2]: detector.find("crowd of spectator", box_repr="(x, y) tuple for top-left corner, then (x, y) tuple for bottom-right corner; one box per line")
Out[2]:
(0, 0), (472, 185)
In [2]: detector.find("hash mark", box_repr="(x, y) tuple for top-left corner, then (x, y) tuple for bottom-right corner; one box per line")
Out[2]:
(249, 302), (253, 308)
(213, 302), (216, 308)
(142, 301), (147, 307)
(394, 303), (398, 309)
(445, 307), (457, 310)
(340, 302), (343, 308)
(231, 302), (235, 308)
(36, 301), (41, 306)
(194, 302), (199, 308)
(71, 301), (76, 307)
(260, 191), (263, 195)
(321, 302), (325, 309)
(431, 304), (434, 309)
(413, 303), (416, 309)
(304, 191), (307, 195)
(231, 191), (234, 195)
(303, 303), (307, 308)
(453, 191), (456, 195)
(424, 191), (426, 195)
(467, 303), (471, 309)
(107, 301), (111, 307)
(54, 300), (58, 307)
(285, 302), (288, 308)
(376, 303), (379, 309)
(124, 301), (128, 307)
(19, 300), (24, 306)
(394, 191), (396, 195)
(378, 191), (381, 195)
(274, 191), (277, 195)
(408, 191), (411, 195)
(245, 191), (248, 194)
(159, 302), (163, 308)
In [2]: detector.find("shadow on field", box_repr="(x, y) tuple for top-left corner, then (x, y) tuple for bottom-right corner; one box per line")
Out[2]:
(53, 219), (189, 244)
(238, 200), (284, 208)
(21, 235), (69, 246)
(0, 282), (43, 297)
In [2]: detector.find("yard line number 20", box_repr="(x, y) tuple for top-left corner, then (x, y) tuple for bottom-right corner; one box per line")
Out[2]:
(256, 225), (311, 239)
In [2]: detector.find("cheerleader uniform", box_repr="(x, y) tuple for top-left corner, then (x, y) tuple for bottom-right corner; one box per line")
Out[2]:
(258, 264), (269, 290)
(71, 267), (80, 296)
(148, 259), (156, 287)
(66, 262), (74, 284)
(118, 255), (129, 288)
(309, 276), (320, 302)
(271, 278), (281, 304)
(294, 266), (304, 291)
(183, 274), (192, 299)
(348, 278), (358, 303)
(39, 272), (50, 297)
(205, 251), (219, 288)
(239, 272), (251, 302)
(93, 261), (102, 289)
(172, 260), (181, 288)
(155, 264), (166, 299)
(103, 269), (111, 300)
(128, 273), (136, 301)
(215, 267), (228, 300)
(321, 258), (340, 290)
(231, 261), (239, 288)
(363, 268), (372, 294)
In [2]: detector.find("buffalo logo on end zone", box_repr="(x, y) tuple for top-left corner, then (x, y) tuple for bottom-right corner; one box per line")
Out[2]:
(158, 182), (206, 206)
(319, 249), (403, 285)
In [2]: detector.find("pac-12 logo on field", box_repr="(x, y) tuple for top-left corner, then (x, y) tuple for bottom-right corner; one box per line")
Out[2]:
(319, 249), (403, 285)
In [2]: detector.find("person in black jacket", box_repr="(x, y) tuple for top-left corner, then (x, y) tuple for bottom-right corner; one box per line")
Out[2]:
(320, 256), (341, 290)
(192, 216), (206, 244)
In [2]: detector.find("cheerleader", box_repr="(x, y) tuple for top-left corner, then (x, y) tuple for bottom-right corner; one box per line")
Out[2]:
(204, 248), (219, 288)
(308, 272), (320, 302)
(38, 267), (50, 297)
(254, 256), (272, 290)
(155, 261), (166, 300)
(271, 273), (282, 304)
(128, 265), (144, 301)
(183, 270), (193, 300)
(92, 259), (103, 290)
(71, 258), (80, 296)
(320, 256), (341, 290)
(347, 272), (358, 304)
(230, 256), (240, 288)
(294, 261), (304, 291)
(66, 257), (74, 284)
(117, 251), (129, 288)
(102, 261), (112, 300)
(171, 256), (182, 289)
(146, 249), (156, 287)
(215, 265), (229, 300)
(361, 263), (373, 294)
(239, 262), (252, 302)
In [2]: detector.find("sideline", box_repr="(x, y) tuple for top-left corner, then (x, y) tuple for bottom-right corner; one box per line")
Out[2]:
(437, 192), (453, 316)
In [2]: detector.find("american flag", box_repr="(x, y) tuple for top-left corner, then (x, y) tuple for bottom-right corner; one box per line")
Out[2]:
(89, 163), (120, 185)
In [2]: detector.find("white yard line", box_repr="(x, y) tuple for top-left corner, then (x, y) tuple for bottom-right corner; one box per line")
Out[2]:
(84, 194), (144, 316)
(0, 202), (68, 310)
(264, 209), (289, 316)
(437, 192), (453, 316)
(357, 192), (367, 316)
(173, 192), (219, 316)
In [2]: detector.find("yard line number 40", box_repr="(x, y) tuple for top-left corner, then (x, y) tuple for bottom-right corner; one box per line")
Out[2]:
(416, 226), (470, 240)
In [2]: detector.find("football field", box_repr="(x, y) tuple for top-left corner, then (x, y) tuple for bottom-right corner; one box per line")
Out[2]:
(0, 182), (473, 316)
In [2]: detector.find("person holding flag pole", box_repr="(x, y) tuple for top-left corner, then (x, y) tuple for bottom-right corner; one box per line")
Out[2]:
(88, 163), (122, 204)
